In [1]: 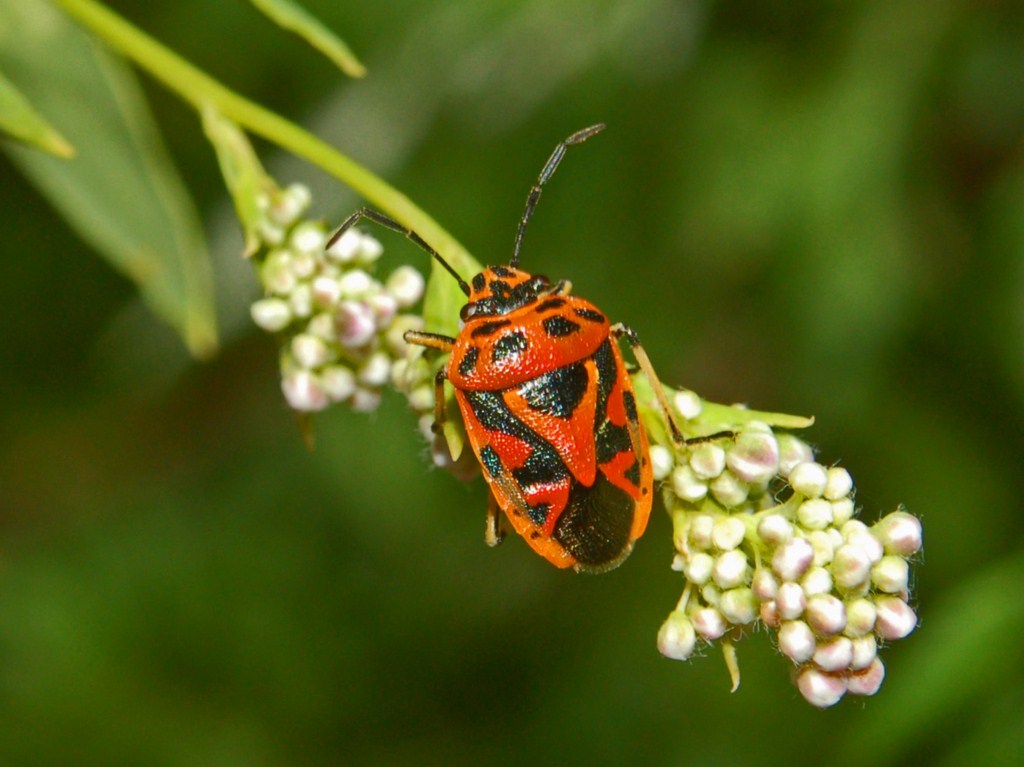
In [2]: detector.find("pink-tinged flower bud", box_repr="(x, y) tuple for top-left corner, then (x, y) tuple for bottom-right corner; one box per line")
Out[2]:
(874, 510), (923, 556)
(312, 275), (343, 308)
(712, 516), (746, 551)
(789, 461), (828, 498)
(713, 550), (750, 589)
(850, 634), (877, 670)
(772, 537), (814, 581)
(752, 568), (779, 600)
(813, 636), (854, 672)
(832, 543), (873, 591)
(282, 370), (328, 411)
(658, 611), (696, 661)
(758, 514), (793, 546)
(777, 434), (815, 476)
(368, 292), (398, 327)
(726, 429), (779, 484)
(776, 582), (806, 620)
(291, 333), (331, 369)
(806, 594), (847, 635)
(847, 658), (885, 696)
(692, 607), (728, 640)
(778, 620), (816, 663)
(320, 366), (356, 402)
(875, 597), (917, 640)
(760, 600), (779, 627)
(336, 301), (377, 349)
(796, 666), (848, 708)
(350, 387), (382, 413)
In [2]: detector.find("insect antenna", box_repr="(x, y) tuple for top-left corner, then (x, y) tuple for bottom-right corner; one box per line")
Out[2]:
(511, 123), (606, 267)
(329, 207), (470, 296)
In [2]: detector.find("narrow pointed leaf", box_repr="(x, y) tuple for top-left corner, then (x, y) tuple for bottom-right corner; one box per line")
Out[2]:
(0, 0), (217, 357)
(0, 69), (74, 157)
(248, 0), (366, 78)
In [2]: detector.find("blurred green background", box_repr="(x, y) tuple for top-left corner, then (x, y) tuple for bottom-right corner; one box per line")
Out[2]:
(2, 0), (1023, 764)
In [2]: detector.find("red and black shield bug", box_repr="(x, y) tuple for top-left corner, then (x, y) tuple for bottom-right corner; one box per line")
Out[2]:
(329, 125), (684, 572)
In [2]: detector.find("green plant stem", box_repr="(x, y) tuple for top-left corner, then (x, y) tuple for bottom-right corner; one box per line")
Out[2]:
(52, 0), (477, 277)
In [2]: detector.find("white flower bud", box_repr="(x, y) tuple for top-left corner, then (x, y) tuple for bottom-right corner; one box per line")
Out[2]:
(776, 582), (806, 620)
(262, 249), (296, 295)
(758, 514), (793, 546)
(384, 314), (423, 356)
(358, 233), (384, 261)
(831, 498), (856, 526)
(350, 387), (382, 413)
(307, 312), (337, 342)
(808, 530), (835, 566)
(692, 607), (729, 640)
(689, 443), (726, 479)
(847, 657), (885, 696)
(407, 384), (434, 413)
(712, 516), (747, 551)
(289, 221), (326, 254)
(312, 275), (343, 308)
(649, 445), (674, 481)
(337, 301), (377, 349)
(790, 461), (828, 498)
(270, 183), (311, 226)
(832, 544), (873, 591)
(320, 365), (356, 402)
(874, 511), (923, 556)
(688, 514), (715, 549)
(772, 537), (814, 581)
(673, 389), (703, 420)
(250, 297), (292, 332)
(875, 597), (917, 640)
(658, 611), (696, 661)
(777, 434), (815, 477)
(850, 634), (877, 670)
(796, 667), (847, 708)
(844, 598), (877, 637)
(671, 465), (708, 502)
(710, 471), (748, 508)
(719, 587), (757, 625)
(751, 569), (778, 600)
(291, 333), (332, 369)
(326, 228), (362, 262)
(338, 269), (376, 298)
(806, 594), (847, 635)
(727, 429), (779, 484)
(684, 552), (714, 584)
(871, 555), (910, 594)
(282, 370), (328, 411)
(778, 620), (816, 663)
(289, 282), (313, 318)
(386, 265), (426, 307)
(797, 499), (833, 530)
(801, 566), (833, 597)
(842, 521), (884, 564)
(813, 636), (854, 672)
(824, 467), (853, 500)
(358, 352), (392, 387)
(367, 292), (398, 327)
(701, 583), (721, 606)
(713, 550), (750, 589)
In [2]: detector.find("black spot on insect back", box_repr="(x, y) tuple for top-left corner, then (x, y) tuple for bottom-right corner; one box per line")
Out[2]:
(542, 315), (581, 338)
(536, 297), (568, 312)
(472, 273), (487, 292)
(518, 363), (588, 418)
(458, 346), (480, 377)
(573, 307), (606, 324)
(471, 319), (512, 338)
(491, 331), (529, 363)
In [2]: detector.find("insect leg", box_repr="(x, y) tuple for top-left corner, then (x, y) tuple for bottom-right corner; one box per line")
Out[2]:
(485, 492), (506, 548)
(512, 124), (606, 266)
(328, 207), (470, 296)
(611, 323), (686, 448)
(403, 330), (455, 431)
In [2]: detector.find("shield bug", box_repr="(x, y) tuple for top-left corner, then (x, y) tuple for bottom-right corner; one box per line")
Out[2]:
(329, 125), (684, 572)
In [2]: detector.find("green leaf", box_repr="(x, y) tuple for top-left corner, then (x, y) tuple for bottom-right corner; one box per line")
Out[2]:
(201, 105), (276, 258)
(247, 0), (366, 78)
(0, 0), (217, 357)
(0, 68), (74, 157)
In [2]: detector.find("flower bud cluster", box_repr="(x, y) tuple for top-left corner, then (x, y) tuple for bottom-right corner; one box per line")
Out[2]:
(654, 408), (922, 708)
(247, 184), (429, 414)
